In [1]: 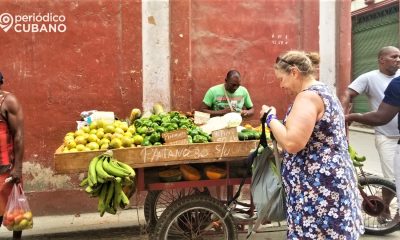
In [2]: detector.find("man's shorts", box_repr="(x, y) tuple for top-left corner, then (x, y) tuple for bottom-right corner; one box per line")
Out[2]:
(0, 172), (12, 216)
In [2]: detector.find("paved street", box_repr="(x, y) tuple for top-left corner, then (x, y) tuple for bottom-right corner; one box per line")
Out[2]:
(0, 128), (399, 240)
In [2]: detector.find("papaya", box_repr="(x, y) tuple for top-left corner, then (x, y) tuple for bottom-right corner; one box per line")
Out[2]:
(152, 103), (165, 115)
(179, 165), (201, 181)
(204, 165), (227, 180)
(159, 169), (182, 182)
(129, 108), (142, 124)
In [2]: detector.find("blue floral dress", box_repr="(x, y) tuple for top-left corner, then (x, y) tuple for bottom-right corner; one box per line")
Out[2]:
(282, 84), (364, 239)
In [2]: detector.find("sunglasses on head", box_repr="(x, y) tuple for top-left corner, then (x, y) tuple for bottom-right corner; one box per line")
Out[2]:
(276, 56), (294, 66)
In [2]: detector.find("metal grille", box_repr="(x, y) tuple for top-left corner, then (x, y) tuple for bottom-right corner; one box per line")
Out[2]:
(351, 4), (399, 113)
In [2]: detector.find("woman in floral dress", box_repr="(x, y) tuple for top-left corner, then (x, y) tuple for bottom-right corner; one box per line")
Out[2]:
(261, 51), (364, 239)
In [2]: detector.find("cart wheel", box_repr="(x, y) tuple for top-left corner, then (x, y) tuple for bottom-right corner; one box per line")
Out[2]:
(151, 194), (238, 240)
(144, 188), (209, 231)
(359, 177), (400, 235)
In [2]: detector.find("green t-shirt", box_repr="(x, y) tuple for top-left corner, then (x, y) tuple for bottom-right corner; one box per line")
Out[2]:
(203, 84), (253, 112)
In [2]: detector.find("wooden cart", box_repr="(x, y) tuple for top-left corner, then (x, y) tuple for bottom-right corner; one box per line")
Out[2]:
(55, 140), (259, 239)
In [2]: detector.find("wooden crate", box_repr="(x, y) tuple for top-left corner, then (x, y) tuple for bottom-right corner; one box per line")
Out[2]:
(54, 140), (258, 174)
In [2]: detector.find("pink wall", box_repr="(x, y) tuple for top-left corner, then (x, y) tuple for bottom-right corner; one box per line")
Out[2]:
(0, 0), (319, 215)
(171, 0), (319, 123)
(0, 0), (142, 172)
(0, 0), (142, 214)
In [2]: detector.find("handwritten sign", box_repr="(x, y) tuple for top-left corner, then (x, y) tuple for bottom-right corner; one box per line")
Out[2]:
(140, 141), (257, 163)
(54, 140), (258, 173)
(211, 127), (238, 142)
(162, 129), (189, 145)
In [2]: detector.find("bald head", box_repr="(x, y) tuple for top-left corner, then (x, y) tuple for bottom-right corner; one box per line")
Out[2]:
(378, 46), (400, 58)
(377, 46), (400, 76)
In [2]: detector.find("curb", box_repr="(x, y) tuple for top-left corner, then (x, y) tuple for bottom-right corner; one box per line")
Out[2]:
(349, 126), (374, 134)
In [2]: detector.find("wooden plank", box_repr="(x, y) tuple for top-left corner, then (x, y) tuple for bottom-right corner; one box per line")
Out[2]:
(54, 140), (258, 173)
(211, 127), (238, 142)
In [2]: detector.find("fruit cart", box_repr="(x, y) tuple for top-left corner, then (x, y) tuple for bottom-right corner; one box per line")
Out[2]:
(54, 140), (259, 239)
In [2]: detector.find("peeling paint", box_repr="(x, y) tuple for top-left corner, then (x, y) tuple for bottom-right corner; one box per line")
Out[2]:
(23, 161), (73, 192)
(148, 16), (156, 25)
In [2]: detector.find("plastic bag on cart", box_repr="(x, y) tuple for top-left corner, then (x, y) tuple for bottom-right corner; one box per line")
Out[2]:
(2, 183), (33, 231)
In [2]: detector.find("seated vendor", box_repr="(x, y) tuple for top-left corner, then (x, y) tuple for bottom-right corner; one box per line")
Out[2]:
(201, 70), (254, 118)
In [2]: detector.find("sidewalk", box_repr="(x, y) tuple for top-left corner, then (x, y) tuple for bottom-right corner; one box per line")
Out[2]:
(0, 207), (147, 238)
(0, 128), (395, 239)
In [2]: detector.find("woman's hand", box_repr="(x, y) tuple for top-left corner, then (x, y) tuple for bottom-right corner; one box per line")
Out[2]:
(260, 105), (276, 119)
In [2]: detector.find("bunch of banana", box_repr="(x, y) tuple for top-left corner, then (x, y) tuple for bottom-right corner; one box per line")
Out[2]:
(348, 145), (366, 167)
(80, 150), (136, 216)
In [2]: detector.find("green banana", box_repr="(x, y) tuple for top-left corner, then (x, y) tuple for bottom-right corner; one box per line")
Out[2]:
(354, 155), (366, 162)
(115, 177), (122, 183)
(85, 185), (94, 194)
(96, 156), (114, 182)
(348, 145), (357, 160)
(115, 160), (135, 177)
(104, 181), (114, 213)
(349, 145), (367, 167)
(113, 180), (123, 210)
(79, 177), (89, 187)
(352, 159), (363, 167)
(87, 175), (94, 186)
(98, 183), (108, 217)
(88, 156), (100, 186)
(120, 190), (130, 209)
(104, 181), (116, 215)
(89, 184), (103, 198)
(122, 176), (134, 186)
(109, 159), (131, 175)
(102, 158), (129, 178)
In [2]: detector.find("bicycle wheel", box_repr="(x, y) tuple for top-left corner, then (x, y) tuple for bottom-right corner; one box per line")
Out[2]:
(144, 188), (209, 230)
(151, 194), (237, 240)
(359, 177), (400, 235)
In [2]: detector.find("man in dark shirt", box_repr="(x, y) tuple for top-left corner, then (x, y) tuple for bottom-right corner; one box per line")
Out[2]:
(346, 75), (400, 221)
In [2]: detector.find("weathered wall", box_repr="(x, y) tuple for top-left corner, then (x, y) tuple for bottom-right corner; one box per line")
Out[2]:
(171, 0), (319, 122)
(0, 0), (142, 214)
(0, 0), (320, 215)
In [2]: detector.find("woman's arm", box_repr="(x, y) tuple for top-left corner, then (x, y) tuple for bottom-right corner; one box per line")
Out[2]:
(269, 91), (324, 153)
